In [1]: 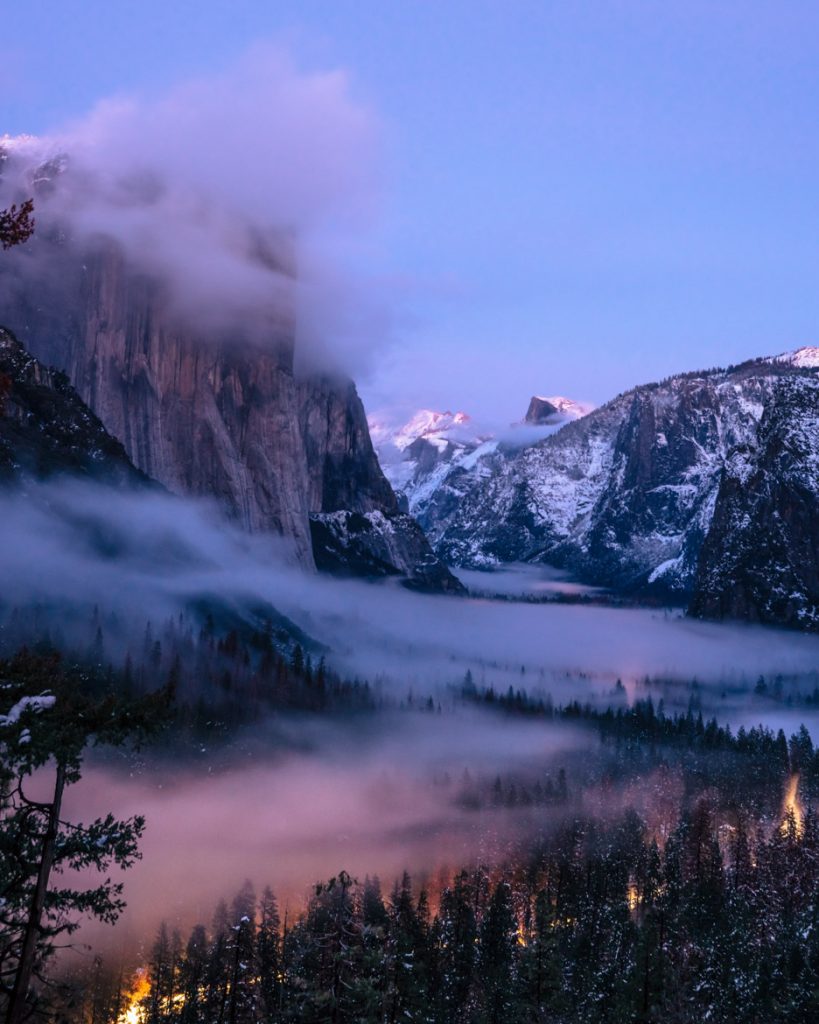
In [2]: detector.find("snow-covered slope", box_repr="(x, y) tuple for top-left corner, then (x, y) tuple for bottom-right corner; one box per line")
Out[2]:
(368, 409), (492, 514)
(380, 350), (819, 630)
(767, 347), (819, 369)
(369, 396), (590, 527)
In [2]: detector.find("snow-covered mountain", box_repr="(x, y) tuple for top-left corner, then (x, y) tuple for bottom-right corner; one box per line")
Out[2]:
(766, 346), (819, 369)
(369, 396), (591, 524)
(524, 395), (594, 424)
(374, 351), (819, 631)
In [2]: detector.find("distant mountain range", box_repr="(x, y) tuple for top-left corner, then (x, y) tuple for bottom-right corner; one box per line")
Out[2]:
(369, 396), (592, 521)
(4, 136), (819, 629)
(371, 350), (819, 630)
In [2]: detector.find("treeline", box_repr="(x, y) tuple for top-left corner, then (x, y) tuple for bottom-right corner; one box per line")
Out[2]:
(62, 798), (819, 1024)
(0, 602), (378, 731)
(464, 683), (819, 801)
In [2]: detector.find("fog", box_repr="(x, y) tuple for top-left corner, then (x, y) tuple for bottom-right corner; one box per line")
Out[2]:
(0, 46), (386, 374)
(60, 708), (585, 944)
(6, 476), (819, 952)
(3, 479), (819, 702)
(454, 564), (603, 598)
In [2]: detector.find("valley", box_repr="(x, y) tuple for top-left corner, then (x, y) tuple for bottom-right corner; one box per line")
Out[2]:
(2, 11), (819, 1021)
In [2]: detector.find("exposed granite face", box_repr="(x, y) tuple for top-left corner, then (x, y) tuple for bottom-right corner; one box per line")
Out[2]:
(8, 244), (315, 562)
(571, 379), (730, 589)
(524, 396), (561, 424)
(689, 375), (819, 630)
(298, 374), (398, 516)
(0, 326), (147, 485)
(3, 239), (460, 589)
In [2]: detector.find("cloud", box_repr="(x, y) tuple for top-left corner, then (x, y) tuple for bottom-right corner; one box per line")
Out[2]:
(5, 476), (819, 947)
(64, 709), (584, 943)
(0, 45), (386, 373)
(3, 479), (819, 703)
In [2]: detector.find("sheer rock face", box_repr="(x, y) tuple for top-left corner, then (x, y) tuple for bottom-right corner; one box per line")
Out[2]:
(688, 375), (819, 629)
(8, 244), (315, 562)
(524, 396), (561, 424)
(4, 240), (461, 588)
(298, 375), (399, 516)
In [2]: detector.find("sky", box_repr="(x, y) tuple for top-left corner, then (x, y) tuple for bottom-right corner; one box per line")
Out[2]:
(4, 1), (819, 423)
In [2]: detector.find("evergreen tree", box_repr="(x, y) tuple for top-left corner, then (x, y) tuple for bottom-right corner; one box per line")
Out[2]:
(0, 650), (167, 1024)
(477, 881), (518, 1024)
(257, 887), (282, 1020)
(436, 871), (477, 1023)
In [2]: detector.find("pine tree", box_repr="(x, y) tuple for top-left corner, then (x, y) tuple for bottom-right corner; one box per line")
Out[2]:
(0, 200), (35, 250)
(477, 881), (518, 1024)
(0, 650), (167, 1024)
(225, 882), (256, 1024)
(436, 871), (477, 1023)
(257, 887), (282, 1020)
(203, 901), (232, 1024)
(178, 925), (208, 1024)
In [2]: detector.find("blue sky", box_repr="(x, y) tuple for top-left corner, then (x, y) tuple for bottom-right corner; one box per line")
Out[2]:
(4, 2), (819, 421)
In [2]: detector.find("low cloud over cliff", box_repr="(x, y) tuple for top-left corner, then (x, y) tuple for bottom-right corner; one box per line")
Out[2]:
(0, 45), (385, 372)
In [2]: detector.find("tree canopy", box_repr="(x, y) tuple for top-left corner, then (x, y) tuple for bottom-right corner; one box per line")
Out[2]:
(0, 649), (169, 1024)
(0, 201), (34, 250)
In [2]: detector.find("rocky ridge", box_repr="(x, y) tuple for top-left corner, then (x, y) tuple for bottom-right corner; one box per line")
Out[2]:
(0, 325), (148, 485)
(370, 397), (591, 543)
(383, 354), (819, 629)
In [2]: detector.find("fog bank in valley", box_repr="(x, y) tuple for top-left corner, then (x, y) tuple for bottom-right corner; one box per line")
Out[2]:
(6, 477), (819, 952)
(3, 480), (819, 698)
(3, 480), (819, 701)
(60, 708), (584, 945)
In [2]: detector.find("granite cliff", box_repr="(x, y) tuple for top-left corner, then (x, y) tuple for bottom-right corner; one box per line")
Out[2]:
(0, 194), (458, 590)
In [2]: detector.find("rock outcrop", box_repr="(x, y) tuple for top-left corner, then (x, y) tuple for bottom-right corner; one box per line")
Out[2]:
(310, 510), (465, 592)
(524, 396), (561, 424)
(0, 325), (147, 485)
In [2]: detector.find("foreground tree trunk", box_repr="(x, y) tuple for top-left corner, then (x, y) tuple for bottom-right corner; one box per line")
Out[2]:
(6, 762), (66, 1024)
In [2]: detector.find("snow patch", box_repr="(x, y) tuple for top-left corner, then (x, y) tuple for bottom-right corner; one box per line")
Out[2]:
(0, 693), (56, 727)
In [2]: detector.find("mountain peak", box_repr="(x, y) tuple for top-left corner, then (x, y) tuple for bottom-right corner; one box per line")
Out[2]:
(768, 346), (819, 369)
(368, 408), (473, 452)
(524, 394), (592, 425)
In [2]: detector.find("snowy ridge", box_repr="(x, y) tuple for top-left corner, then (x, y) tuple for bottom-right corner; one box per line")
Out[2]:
(369, 394), (591, 524)
(395, 410), (470, 450)
(367, 408), (490, 512)
(378, 352), (819, 630)
(766, 346), (819, 369)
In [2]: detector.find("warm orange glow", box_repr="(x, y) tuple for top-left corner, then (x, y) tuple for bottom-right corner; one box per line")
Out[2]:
(117, 969), (150, 1024)
(626, 879), (640, 913)
(781, 774), (804, 837)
